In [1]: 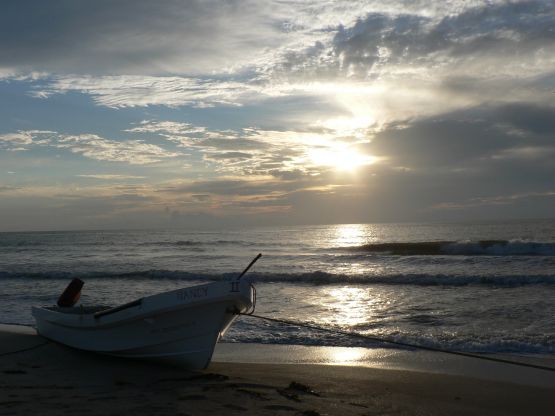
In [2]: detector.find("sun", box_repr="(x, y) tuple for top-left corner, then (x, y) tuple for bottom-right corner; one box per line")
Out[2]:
(308, 146), (376, 172)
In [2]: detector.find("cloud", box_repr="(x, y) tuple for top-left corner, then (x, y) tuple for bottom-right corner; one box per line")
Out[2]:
(260, 1), (555, 123)
(367, 103), (555, 169)
(0, 130), (55, 150)
(432, 191), (555, 210)
(127, 119), (376, 177)
(0, 185), (21, 192)
(55, 134), (180, 164)
(76, 174), (146, 180)
(126, 121), (207, 136)
(0, 130), (179, 164)
(0, 0), (547, 135)
(275, 0), (555, 81)
(493, 103), (555, 137)
(7, 1), (552, 119)
(30, 75), (269, 108)
(204, 151), (254, 160)
(339, 102), (555, 221)
(2, 119), (374, 183)
(0, 0), (288, 76)
(161, 179), (281, 197)
(5, 0), (484, 77)
(2, 1), (555, 229)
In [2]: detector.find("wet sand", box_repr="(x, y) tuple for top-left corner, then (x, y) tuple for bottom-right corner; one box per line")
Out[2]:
(1, 324), (553, 415)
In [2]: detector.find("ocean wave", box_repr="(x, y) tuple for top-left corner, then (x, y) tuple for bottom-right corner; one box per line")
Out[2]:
(349, 240), (555, 256)
(223, 320), (555, 354)
(4, 319), (551, 354)
(139, 240), (254, 247)
(1, 269), (554, 286)
(138, 239), (304, 248)
(140, 240), (205, 247)
(250, 272), (555, 286)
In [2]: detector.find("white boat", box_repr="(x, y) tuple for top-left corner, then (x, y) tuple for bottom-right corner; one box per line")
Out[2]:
(32, 279), (255, 369)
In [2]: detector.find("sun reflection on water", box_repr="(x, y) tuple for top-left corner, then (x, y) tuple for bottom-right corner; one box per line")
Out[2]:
(328, 224), (375, 275)
(323, 286), (373, 327)
(314, 224), (391, 331)
(328, 347), (366, 364)
(332, 223), (368, 247)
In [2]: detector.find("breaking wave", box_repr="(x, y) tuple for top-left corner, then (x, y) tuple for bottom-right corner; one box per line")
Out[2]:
(139, 240), (259, 247)
(349, 240), (555, 256)
(2, 270), (554, 286)
(225, 322), (555, 354)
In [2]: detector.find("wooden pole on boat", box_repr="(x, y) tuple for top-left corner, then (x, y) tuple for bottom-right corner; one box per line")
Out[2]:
(237, 253), (262, 280)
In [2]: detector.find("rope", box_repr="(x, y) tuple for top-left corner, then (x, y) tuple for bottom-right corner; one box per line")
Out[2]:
(0, 340), (50, 358)
(0, 322), (35, 327)
(239, 313), (555, 373)
(0, 322), (49, 357)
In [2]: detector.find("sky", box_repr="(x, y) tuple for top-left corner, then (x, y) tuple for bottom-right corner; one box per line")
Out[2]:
(1, 0), (554, 231)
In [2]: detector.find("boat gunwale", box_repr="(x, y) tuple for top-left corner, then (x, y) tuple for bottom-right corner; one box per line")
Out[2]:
(32, 283), (253, 330)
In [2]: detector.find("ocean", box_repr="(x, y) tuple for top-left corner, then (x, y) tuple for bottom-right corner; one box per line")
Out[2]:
(1, 220), (554, 356)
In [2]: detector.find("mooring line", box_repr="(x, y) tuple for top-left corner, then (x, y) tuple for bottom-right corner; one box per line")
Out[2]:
(0, 322), (50, 357)
(0, 340), (50, 358)
(239, 313), (555, 373)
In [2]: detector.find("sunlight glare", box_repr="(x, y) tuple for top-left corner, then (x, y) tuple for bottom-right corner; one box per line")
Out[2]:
(333, 223), (367, 246)
(324, 286), (370, 327)
(329, 347), (366, 364)
(320, 115), (374, 135)
(308, 147), (375, 172)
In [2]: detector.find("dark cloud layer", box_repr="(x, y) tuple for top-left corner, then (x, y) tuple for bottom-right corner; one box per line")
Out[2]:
(369, 103), (555, 168)
(494, 103), (555, 137)
(343, 102), (555, 221)
(0, 0), (270, 75)
(337, 0), (555, 73)
(277, 0), (555, 81)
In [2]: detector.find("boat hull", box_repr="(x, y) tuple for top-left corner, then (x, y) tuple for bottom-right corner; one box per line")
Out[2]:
(32, 280), (254, 369)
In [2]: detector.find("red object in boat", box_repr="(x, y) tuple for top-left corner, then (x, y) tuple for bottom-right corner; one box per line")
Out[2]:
(57, 278), (84, 307)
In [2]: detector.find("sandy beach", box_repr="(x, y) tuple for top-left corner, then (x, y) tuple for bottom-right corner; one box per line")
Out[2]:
(1, 324), (553, 416)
